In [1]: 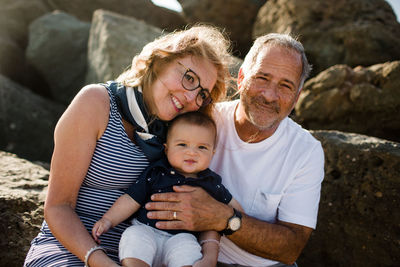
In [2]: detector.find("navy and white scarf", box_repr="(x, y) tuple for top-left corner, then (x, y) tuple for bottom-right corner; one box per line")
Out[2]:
(104, 81), (167, 162)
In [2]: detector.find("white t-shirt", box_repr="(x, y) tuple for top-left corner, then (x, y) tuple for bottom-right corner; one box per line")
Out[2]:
(209, 100), (325, 267)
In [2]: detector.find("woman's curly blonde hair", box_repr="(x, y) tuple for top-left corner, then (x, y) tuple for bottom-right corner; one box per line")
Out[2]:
(116, 24), (233, 116)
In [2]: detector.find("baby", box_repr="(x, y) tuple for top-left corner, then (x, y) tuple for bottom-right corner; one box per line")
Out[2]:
(92, 111), (242, 267)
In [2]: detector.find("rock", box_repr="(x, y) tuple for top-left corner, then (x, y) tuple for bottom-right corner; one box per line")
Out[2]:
(0, 150), (48, 267)
(253, 0), (400, 75)
(299, 130), (400, 267)
(0, 0), (50, 47)
(0, 74), (66, 162)
(178, 0), (266, 57)
(85, 9), (164, 84)
(294, 61), (400, 142)
(26, 11), (90, 105)
(0, 0), (51, 91)
(47, 0), (186, 31)
(0, 37), (26, 82)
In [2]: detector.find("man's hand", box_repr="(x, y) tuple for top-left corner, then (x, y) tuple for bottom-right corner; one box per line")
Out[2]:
(145, 185), (232, 232)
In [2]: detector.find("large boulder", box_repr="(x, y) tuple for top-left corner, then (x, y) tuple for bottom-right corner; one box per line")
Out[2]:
(85, 9), (164, 84)
(0, 0), (50, 47)
(26, 11), (90, 105)
(0, 151), (48, 266)
(178, 0), (266, 57)
(0, 36), (26, 82)
(300, 130), (400, 267)
(46, 0), (186, 31)
(0, 0), (51, 92)
(0, 75), (66, 162)
(253, 0), (400, 75)
(294, 61), (400, 142)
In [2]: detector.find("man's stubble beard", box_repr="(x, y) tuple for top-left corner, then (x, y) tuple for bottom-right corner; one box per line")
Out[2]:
(241, 92), (281, 132)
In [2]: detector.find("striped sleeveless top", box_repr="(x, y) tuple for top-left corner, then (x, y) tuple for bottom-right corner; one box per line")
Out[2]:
(24, 86), (149, 266)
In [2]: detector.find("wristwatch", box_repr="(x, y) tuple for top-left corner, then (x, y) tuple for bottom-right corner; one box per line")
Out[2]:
(220, 208), (242, 236)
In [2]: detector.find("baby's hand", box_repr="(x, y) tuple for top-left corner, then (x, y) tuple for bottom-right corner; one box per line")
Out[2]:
(92, 217), (112, 243)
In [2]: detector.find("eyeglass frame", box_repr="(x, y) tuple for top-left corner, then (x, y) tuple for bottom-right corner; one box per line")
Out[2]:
(177, 62), (213, 107)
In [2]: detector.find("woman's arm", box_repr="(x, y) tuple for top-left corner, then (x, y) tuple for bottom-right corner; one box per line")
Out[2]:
(44, 85), (118, 266)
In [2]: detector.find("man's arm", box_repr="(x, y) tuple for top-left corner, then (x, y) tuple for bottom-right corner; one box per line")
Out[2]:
(146, 185), (312, 264)
(230, 214), (312, 264)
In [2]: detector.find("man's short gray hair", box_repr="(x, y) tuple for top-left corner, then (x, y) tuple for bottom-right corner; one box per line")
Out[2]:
(241, 33), (312, 90)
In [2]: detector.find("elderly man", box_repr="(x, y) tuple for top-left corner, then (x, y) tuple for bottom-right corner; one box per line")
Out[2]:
(147, 33), (325, 267)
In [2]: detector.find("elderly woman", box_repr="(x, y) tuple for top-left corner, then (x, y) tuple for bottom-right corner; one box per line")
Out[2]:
(24, 25), (232, 267)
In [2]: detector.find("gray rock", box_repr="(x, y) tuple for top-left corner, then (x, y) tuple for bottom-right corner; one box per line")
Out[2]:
(85, 9), (164, 84)
(294, 61), (400, 142)
(253, 0), (400, 75)
(47, 0), (186, 31)
(26, 11), (90, 105)
(0, 74), (65, 162)
(300, 130), (400, 267)
(0, 0), (51, 90)
(0, 0), (50, 47)
(0, 150), (48, 267)
(178, 0), (266, 57)
(0, 37), (26, 81)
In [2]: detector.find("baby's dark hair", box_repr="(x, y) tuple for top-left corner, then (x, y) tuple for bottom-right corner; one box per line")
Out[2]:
(167, 111), (217, 146)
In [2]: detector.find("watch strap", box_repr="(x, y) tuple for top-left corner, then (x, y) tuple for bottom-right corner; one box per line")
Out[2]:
(220, 208), (242, 236)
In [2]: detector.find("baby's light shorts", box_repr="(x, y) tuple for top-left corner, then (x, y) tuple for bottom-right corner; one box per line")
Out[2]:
(119, 219), (202, 267)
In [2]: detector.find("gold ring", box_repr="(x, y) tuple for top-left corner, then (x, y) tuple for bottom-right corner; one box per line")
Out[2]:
(173, 211), (177, 220)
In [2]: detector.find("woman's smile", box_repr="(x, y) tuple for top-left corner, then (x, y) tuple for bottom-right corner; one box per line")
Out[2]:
(171, 95), (183, 111)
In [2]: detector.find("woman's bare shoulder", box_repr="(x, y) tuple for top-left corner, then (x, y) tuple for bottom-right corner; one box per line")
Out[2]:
(77, 84), (109, 103)
(55, 84), (110, 139)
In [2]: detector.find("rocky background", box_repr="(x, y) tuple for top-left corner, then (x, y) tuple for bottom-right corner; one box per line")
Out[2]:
(0, 0), (399, 266)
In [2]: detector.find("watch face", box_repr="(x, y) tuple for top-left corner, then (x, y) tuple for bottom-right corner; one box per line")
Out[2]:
(229, 217), (241, 231)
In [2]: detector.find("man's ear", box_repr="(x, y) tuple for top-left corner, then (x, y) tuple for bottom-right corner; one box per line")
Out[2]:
(294, 87), (303, 104)
(237, 68), (244, 91)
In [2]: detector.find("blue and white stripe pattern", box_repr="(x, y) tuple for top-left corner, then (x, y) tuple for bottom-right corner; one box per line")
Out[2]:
(24, 87), (149, 266)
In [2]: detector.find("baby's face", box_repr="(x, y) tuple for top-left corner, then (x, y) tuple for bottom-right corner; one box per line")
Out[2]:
(164, 122), (215, 178)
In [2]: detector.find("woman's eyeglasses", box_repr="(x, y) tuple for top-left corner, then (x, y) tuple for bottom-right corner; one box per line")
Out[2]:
(178, 62), (213, 107)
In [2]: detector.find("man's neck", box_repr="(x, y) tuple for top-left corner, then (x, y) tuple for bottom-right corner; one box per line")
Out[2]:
(234, 102), (279, 143)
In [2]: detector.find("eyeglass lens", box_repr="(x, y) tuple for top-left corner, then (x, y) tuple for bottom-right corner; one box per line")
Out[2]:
(181, 69), (212, 107)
